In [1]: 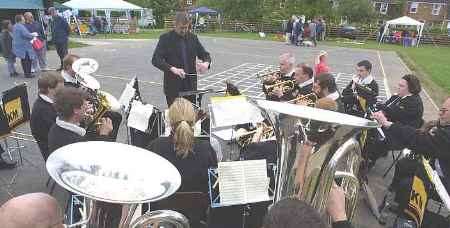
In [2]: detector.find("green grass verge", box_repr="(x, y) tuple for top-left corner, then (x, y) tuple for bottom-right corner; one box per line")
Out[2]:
(46, 40), (88, 50)
(322, 39), (450, 104)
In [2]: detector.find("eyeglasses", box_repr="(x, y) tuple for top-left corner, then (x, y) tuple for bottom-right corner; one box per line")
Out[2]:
(440, 108), (448, 113)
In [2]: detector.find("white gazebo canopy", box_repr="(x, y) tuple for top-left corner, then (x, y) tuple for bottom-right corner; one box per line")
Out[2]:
(63, 0), (143, 10)
(380, 16), (425, 46)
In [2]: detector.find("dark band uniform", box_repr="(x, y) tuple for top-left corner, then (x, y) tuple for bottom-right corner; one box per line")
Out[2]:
(152, 30), (211, 106)
(62, 71), (122, 140)
(30, 95), (57, 161)
(147, 136), (217, 193)
(379, 94), (424, 129)
(263, 72), (295, 101)
(342, 76), (379, 117)
(388, 122), (450, 191)
(385, 122), (450, 227)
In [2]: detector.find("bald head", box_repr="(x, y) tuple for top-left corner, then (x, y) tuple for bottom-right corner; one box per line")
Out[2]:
(0, 193), (63, 228)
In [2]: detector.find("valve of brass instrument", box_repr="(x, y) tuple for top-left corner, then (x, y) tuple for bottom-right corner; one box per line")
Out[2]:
(236, 122), (274, 147)
(288, 93), (318, 107)
(264, 80), (295, 96)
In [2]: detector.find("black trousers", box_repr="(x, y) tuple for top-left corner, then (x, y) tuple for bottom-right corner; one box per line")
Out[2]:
(55, 41), (68, 68)
(20, 52), (32, 76)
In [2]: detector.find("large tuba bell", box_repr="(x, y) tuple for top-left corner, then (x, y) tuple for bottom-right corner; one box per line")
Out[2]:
(46, 141), (191, 228)
(256, 100), (378, 222)
(72, 58), (121, 130)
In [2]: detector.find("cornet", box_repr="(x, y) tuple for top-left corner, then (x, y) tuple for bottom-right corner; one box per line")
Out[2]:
(287, 93), (318, 107)
(264, 80), (296, 95)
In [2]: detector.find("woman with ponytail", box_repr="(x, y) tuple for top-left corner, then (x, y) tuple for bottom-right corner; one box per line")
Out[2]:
(147, 98), (217, 193)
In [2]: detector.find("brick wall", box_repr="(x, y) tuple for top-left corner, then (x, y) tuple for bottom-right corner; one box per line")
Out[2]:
(404, 2), (448, 24)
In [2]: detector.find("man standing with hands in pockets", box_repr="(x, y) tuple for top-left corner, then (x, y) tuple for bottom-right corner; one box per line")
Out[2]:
(152, 12), (211, 106)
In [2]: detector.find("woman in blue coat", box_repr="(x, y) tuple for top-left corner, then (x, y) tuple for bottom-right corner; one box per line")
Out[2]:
(12, 14), (37, 78)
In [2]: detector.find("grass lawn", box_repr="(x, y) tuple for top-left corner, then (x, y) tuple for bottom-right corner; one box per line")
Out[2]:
(322, 39), (450, 104)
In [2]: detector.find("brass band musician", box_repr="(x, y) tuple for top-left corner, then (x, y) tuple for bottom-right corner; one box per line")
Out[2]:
(263, 53), (296, 101)
(342, 60), (379, 117)
(61, 54), (122, 140)
(47, 87), (121, 227)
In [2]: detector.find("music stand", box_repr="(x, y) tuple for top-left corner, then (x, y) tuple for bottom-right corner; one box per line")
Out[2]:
(207, 161), (275, 228)
(1, 83), (31, 166)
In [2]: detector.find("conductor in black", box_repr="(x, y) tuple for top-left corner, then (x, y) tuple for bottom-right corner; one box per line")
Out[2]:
(152, 12), (212, 106)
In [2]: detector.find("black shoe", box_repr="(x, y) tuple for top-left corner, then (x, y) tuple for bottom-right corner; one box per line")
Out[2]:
(0, 160), (17, 170)
(25, 73), (35, 78)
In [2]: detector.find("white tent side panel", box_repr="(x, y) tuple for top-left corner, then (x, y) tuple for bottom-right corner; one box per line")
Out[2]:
(63, 0), (143, 10)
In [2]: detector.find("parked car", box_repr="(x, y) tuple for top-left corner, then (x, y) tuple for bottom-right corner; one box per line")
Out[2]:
(338, 25), (359, 39)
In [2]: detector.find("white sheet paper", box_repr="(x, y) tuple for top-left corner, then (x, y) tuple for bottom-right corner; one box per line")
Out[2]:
(127, 100), (154, 132)
(119, 83), (136, 111)
(210, 96), (263, 128)
(218, 160), (270, 205)
(431, 171), (450, 210)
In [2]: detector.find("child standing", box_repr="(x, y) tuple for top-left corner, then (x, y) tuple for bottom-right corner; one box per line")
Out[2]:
(1, 20), (18, 77)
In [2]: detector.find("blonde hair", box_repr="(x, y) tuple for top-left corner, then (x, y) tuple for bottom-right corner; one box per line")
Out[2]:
(169, 98), (196, 158)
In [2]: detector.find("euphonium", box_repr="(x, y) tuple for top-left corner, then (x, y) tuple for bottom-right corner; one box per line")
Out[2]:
(256, 100), (378, 224)
(287, 93), (318, 107)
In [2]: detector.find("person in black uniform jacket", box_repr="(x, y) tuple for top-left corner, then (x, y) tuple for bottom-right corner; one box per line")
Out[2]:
(146, 98), (217, 227)
(47, 87), (121, 228)
(152, 12), (212, 107)
(368, 74), (424, 164)
(263, 184), (353, 228)
(342, 60), (379, 117)
(373, 98), (450, 227)
(378, 74), (424, 129)
(61, 54), (122, 140)
(263, 52), (296, 101)
(30, 71), (64, 161)
(147, 97), (217, 193)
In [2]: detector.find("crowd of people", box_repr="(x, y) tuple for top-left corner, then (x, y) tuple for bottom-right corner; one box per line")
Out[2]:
(284, 15), (326, 47)
(0, 9), (448, 228)
(0, 7), (70, 78)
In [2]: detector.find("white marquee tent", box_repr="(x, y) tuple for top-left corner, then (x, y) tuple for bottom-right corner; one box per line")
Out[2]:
(63, 0), (143, 33)
(63, 0), (142, 10)
(379, 16), (425, 46)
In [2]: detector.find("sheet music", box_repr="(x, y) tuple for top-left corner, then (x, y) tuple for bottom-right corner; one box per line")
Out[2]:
(210, 96), (263, 128)
(127, 100), (154, 132)
(431, 171), (450, 210)
(119, 83), (136, 111)
(218, 160), (270, 205)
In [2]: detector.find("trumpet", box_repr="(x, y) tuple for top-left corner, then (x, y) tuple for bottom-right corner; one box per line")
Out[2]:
(287, 93), (318, 107)
(264, 80), (296, 95)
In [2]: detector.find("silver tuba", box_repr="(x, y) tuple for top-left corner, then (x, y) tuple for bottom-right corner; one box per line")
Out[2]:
(256, 100), (378, 222)
(46, 141), (191, 228)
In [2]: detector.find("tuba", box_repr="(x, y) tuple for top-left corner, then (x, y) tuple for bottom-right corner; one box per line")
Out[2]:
(256, 100), (378, 222)
(46, 141), (191, 228)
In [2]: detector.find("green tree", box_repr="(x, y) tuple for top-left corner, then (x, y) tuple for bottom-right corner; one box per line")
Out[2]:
(125, 0), (178, 27)
(335, 0), (377, 24)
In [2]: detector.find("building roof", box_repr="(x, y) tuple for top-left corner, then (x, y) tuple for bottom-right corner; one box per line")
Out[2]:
(0, 0), (44, 9)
